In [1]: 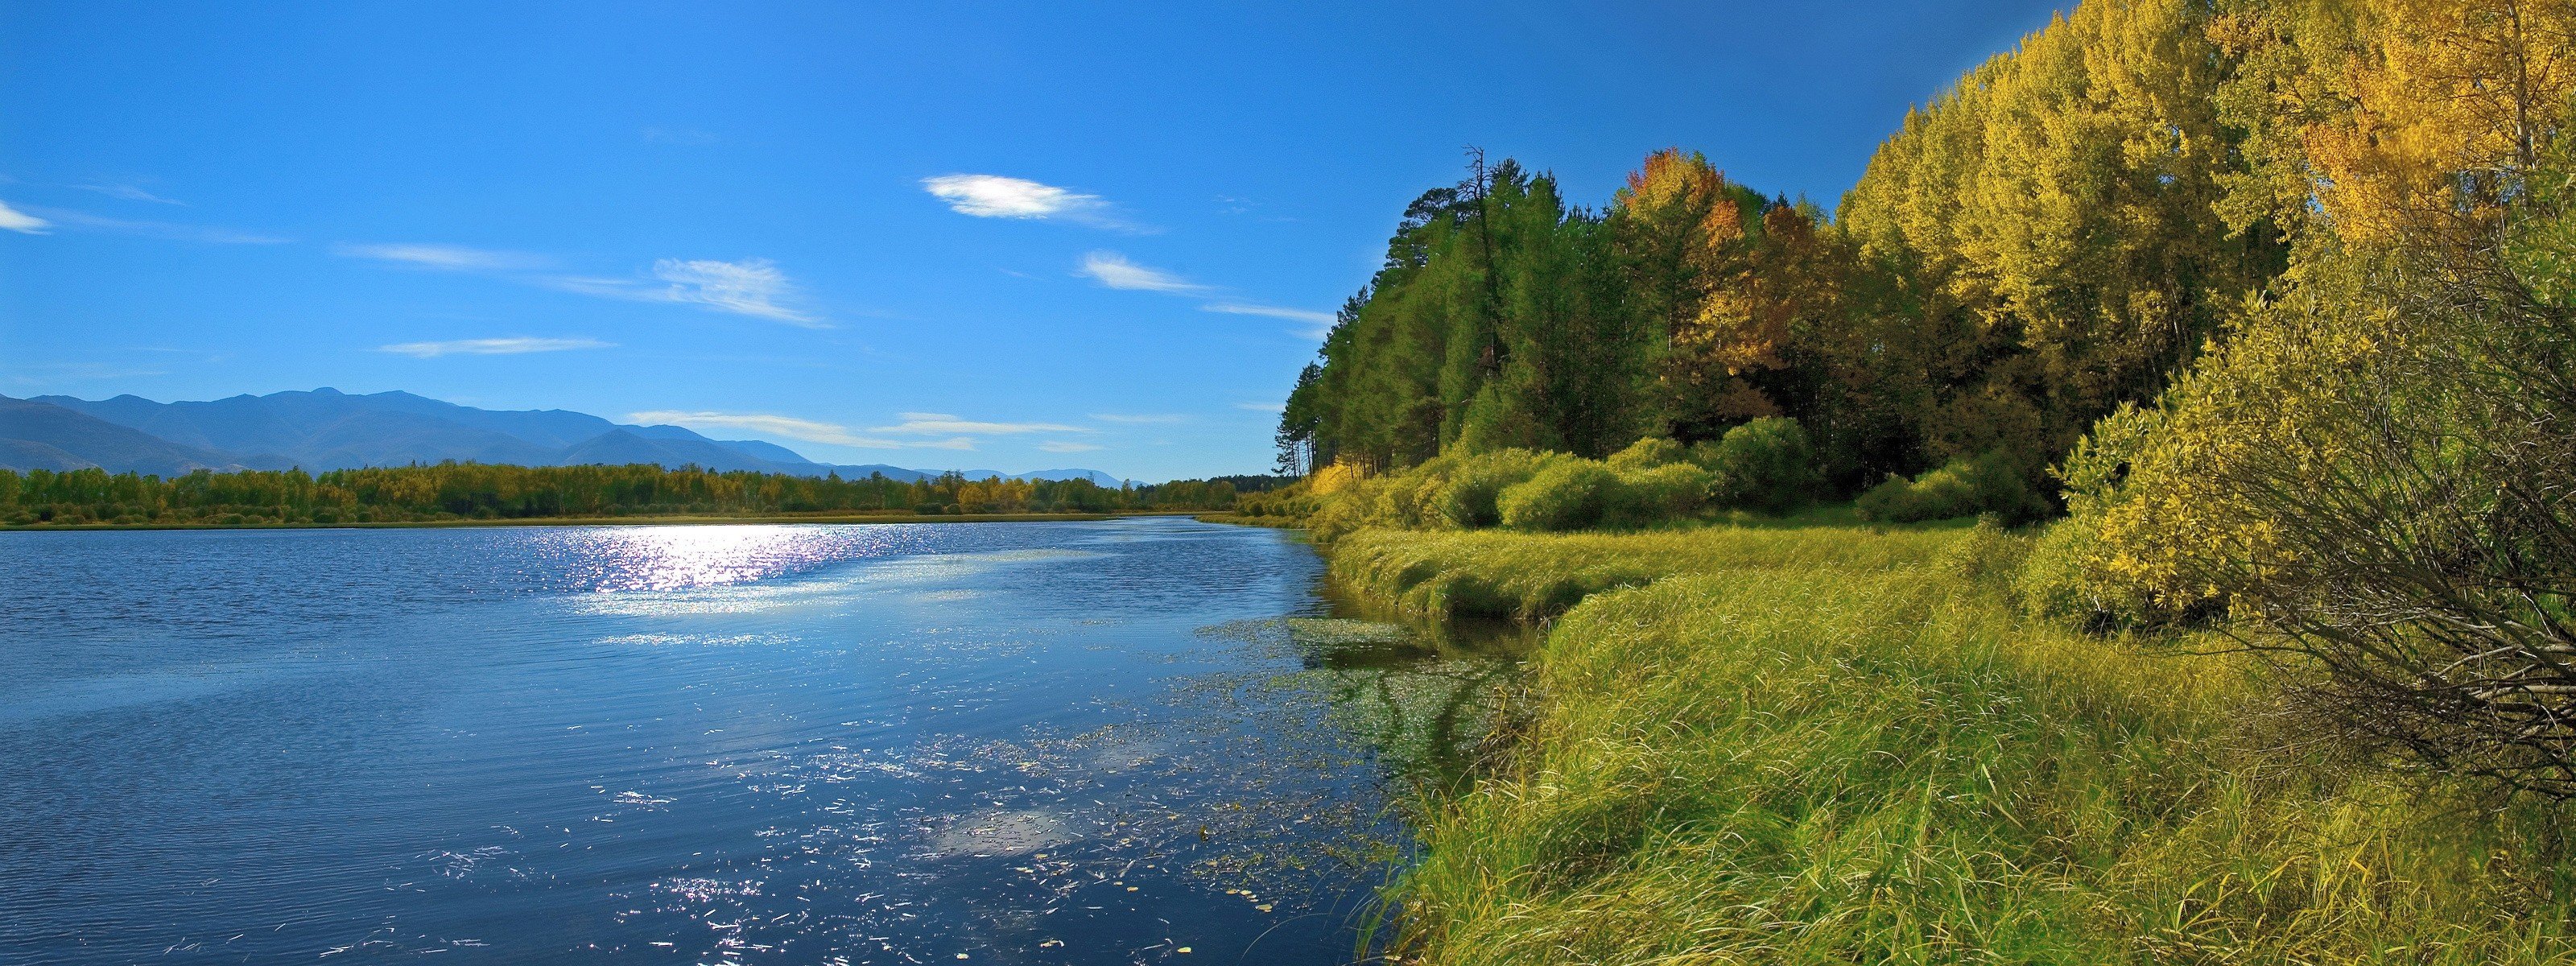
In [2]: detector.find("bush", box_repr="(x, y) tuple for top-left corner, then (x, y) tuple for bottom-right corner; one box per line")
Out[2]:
(1373, 454), (1459, 530)
(1436, 448), (1559, 530)
(1605, 436), (1688, 473)
(1305, 475), (1391, 543)
(1697, 417), (1821, 513)
(1605, 463), (1712, 528)
(1498, 460), (1620, 532)
(1855, 450), (2048, 524)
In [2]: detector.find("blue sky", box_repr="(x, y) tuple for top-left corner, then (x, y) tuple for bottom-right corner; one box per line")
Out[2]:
(0, 2), (2068, 481)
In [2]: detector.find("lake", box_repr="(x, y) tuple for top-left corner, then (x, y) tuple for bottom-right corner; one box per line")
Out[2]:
(0, 518), (1522, 964)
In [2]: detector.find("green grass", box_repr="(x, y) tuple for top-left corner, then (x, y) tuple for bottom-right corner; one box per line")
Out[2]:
(1327, 518), (1967, 621)
(1340, 522), (2576, 964)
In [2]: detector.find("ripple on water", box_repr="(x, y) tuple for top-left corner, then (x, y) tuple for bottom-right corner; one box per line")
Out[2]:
(0, 518), (1505, 965)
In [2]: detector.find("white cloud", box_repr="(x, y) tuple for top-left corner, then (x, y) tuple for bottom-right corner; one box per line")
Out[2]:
(626, 411), (922, 449)
(1236, 402), (1286, 413)
(1038, 440), (1104, 453)
(76, 184), (184, 205)
(26, 208), (283, 243)
(650, 258), (822, 327)
(341, 246), (825, 328)
(378, 336), (612, 358)
(1078, 251), (1205, 293)
(1199, 302), (1335, 324)
(0, 200), (49, 234)
(338, 242), (551, 271)
(923, 174), (1100, 219)
(873, 412), (1092, 436)
(1090, 413), (1187, 424)
(544, 259), (824, 327)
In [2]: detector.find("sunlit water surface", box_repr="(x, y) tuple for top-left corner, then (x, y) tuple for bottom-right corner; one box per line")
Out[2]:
(0, 519), (1521, 964)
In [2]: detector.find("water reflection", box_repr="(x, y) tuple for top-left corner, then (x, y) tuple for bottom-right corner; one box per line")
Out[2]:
(0, 519), (1525, 964)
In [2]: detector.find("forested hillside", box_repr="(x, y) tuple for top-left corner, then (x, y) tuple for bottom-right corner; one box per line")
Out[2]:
(1276, 0), (2516, 506)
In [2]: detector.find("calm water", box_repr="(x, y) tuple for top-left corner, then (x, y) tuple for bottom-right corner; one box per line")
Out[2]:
(0, 519), (1520, 964)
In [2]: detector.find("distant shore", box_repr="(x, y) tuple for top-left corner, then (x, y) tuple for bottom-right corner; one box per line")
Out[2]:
(0, 510), (1226, 533)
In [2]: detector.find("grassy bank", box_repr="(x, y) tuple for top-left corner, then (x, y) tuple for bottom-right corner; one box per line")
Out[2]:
(1326, 514), (1967, 622)
(1340, 522), (2576, 964)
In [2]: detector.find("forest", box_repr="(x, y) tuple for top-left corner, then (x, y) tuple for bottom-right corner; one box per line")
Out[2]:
(0, 463), (1249, 526)
(1264, 0), (2576, 959)
(1278, 0), (2549, 518)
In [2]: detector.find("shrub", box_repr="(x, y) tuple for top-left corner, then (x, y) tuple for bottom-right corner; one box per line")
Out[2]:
(1373, 454), (1459, 530)
(1605, 463), (1712, 528)
(1605, 436), (1688, 473)
(1307, 475), (1393, 543)
(1436, 448), (1559, 530)
(1498, 460), (1620, 532)
(1698, 417), (1821, 513)
(1856, 450), (2047, 524)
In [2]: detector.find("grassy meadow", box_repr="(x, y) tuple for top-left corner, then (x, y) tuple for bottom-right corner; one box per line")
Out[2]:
(1335, 521), (2576, 964)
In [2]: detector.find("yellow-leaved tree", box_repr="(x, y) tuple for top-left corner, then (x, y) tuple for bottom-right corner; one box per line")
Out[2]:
(2046, 0), (2576, 795)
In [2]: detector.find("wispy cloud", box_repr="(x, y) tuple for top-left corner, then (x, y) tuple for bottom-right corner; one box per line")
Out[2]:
(1199, 302), (1335, 324)
(648, 258), (819, 326)
(22, 207), (283, 244)
(1038, 440), (1104, 453)
(1075, 254), (1330, 336)
(873, 412), (1092, 436)
(532, 259), (826, 327)
(76, 184), (184, 205)
(0, 200), (49, 234)
(626, 410), (963, 449)
(338, 242), (552, 271)
(1078, 251), (1205, 293)
(1236, 402), (1286, 413)
(378, 336), (612, 358)
(1090, 412), (1187, 424)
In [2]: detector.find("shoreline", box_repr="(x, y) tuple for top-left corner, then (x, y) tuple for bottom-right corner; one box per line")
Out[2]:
(0, 510), (1221, 533)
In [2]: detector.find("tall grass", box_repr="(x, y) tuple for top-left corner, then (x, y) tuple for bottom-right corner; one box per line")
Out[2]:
(1351, 522), (2576, 964)
(1328, 522), (1963, 622)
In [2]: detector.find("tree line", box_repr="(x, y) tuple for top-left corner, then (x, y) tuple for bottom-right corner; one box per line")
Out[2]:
(1278, 0), (2284, 506)
(0, 463), (1246, 526)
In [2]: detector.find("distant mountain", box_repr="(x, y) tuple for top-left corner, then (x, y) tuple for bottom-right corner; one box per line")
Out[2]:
(0, 396), (256, 476)
(555, 428), (784, 474)
(4, 389), (1124, 484)
(1008, 469), (1125, 486)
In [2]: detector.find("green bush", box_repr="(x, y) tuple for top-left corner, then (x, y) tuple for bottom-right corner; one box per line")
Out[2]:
(1605, 436), (1688, 473)
(2013, 512), (2212, 630)
(1437, 448), (1560, 529)
(1499, 460), (1620, 532)
(1698, 417), (1822, 513)
(2015, 514), (2121, 628)
(1373, 453), (1459, 530)
(1856, 450), (2048, 524)
(1606, 463), (1712, 528)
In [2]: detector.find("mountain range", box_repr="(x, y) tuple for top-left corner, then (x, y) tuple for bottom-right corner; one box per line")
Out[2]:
(0, 389), (1125, 485)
